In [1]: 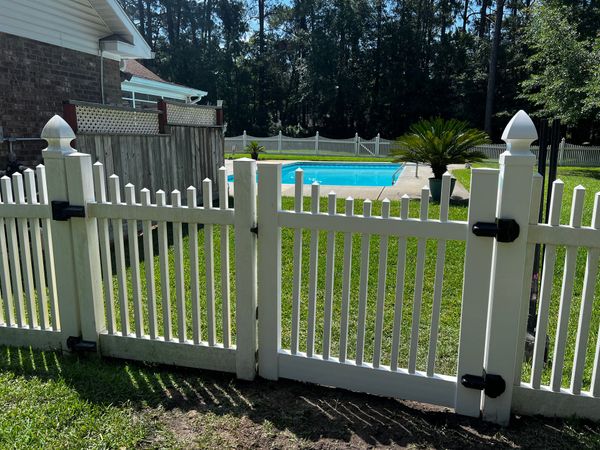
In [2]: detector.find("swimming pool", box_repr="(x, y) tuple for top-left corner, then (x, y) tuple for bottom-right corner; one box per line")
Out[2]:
(229, 162), (404, 187)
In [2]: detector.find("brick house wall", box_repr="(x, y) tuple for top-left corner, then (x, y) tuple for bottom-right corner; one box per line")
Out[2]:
(0, 32), (122, 167)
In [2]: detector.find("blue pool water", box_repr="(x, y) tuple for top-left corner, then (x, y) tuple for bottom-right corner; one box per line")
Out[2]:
(229, 162), (404, 186)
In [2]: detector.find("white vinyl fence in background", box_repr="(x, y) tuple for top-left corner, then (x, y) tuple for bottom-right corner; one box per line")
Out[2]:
(0, 112), (599, 426)
(226, 132), (600, 166)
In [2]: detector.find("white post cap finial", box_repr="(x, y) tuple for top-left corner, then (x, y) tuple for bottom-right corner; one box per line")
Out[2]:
(41, 115), (76, 155)
(501, 110), (537, 155)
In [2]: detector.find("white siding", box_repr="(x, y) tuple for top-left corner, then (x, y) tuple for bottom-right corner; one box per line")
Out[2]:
(0, 0), (111, 56)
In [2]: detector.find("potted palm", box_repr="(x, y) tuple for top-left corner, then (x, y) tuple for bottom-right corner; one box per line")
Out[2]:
(246, 141), (265, 160)
(391, 118), (489, 202)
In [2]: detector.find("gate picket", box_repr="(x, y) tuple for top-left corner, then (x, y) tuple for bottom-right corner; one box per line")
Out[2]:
(408, 187), (429, 374)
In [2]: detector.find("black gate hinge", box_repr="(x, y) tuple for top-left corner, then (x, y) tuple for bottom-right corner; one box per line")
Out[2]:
(472, 218), (520, 243)
(461, 370), (506, 398)
(52, 200), (86, 221)
(250, 225), (258, 235)
(66, 336), (97, 353)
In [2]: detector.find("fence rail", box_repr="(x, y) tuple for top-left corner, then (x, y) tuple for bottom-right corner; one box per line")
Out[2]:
(0, 112), (599, 425)
(226, 132), (600, 166)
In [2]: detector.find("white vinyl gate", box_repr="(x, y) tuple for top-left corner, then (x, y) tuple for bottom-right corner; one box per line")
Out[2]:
(0, 112), (599, 425)
(255, 145), (525, 424)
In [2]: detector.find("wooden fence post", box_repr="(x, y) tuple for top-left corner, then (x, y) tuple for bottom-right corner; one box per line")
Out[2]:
(41, 115), (105, 346)
(157, 100), (168, 134)
(482, 111), (537, 425)
(375, 133), (381, 156)
(315, 131), (320, 155)
(234, 158), (258, 380)
(354, 133), (359, 156)
(257, 163), (282, 380)
(242, 130), (247, 151)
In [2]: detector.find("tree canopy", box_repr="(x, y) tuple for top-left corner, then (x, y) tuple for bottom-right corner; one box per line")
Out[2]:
(119, 0), (600, 143)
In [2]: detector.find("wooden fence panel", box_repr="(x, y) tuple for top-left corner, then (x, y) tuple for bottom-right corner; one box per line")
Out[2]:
(76, 125), (224, 203)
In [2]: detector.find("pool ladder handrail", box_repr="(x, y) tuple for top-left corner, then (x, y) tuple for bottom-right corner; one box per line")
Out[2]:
(391, 166), (403, 185)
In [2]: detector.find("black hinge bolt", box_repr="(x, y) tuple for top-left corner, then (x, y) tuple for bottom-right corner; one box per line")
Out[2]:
(52, 200), (86, 221)
(461, 371), (506, 398)
(472, 218), (520, 243)
(66, 336), (97, 353)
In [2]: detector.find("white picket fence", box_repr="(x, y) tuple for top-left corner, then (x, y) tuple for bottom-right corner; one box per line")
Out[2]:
(226, 131), (393, 157)
(226, 132), (600, 166)
(0, 112), (599, 425)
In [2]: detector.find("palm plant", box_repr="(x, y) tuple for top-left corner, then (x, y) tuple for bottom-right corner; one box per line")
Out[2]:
(246, 141), (265, 160)
(391, 118), (489, 179)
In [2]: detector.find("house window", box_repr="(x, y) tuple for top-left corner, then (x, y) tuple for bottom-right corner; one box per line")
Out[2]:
(122, 90), (164, 108)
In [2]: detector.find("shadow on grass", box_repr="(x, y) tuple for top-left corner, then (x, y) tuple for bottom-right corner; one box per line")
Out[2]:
(1, 345), (598, 448)
(557, 168), (600, 181)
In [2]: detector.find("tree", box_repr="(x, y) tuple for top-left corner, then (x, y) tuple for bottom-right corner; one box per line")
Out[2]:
(484, 0), (505, 134)
(116, 0), (599, 142)
(520, 2), (594, 127)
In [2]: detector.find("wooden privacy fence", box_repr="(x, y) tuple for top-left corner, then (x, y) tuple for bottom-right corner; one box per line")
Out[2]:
(64, 100), (225, 201)
(0, 112), (599, 425)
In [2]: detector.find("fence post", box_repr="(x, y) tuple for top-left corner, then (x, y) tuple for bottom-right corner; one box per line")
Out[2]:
(455, 168), (499, 417)
(375, 133), (381, 156)
(278, 130), (283, 153)
(355, 133), (359, 156)
(234, 158), (258, 380)
(558, 137), (565, 166)
(257, 163), (282, 379)
(482, 110), (537, 425)
(41, 115), (105, 346)
(315, 131), (320, 155)
(242, 130), (247, 151)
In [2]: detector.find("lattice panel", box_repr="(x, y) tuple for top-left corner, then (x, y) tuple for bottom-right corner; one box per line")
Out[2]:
(76, 105), (160, 134)
(166, 103), (217, 127)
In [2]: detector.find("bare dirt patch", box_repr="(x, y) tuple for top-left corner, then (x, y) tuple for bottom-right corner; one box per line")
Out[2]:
(129, 363), (600, 449)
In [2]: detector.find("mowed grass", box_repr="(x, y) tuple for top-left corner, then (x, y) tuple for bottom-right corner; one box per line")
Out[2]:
(0, 347), (151, 448)
(111, 165), (600, 391)
(112, 197), (469, 376)
(453, 165), (600, 388)
(2, 165), (600, 448)
(3, 346), (600, 449)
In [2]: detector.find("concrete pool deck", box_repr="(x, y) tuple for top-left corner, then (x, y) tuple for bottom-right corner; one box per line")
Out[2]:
(224, 160), (470, 201)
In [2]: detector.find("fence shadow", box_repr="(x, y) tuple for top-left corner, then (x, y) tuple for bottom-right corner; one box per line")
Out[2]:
(0, 345), (596, 448)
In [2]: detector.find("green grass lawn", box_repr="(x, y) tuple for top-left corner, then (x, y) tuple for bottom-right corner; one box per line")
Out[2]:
(107, 165), (600, 390)
(453, 165), (600, 387)
(1, 165), (600, 448)
(3, 345), (600, 449)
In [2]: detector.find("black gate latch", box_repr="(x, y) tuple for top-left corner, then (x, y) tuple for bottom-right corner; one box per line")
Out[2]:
(472, 218), (519, 242)
(461, 371), (506, 398)
(66, 336), (97, 353)
(52, 200), (86, 221)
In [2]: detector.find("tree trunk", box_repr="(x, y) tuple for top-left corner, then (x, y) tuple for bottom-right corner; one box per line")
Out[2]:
(372, 0), (384, 128)
(462, 0), (469, 33)
(478, 0), (489, 38)
(137, 0), (146, 41)
(484, 0), (505, 135)
(145, 0), (154, 49)
(165, 0), (176, 45)
(257, 0), (267, 133)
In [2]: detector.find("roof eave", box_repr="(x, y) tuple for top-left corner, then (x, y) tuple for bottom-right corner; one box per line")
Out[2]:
(90, 0), (153, 59)
(122, 76), (208, 100)
(101, 40), (153, 60)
